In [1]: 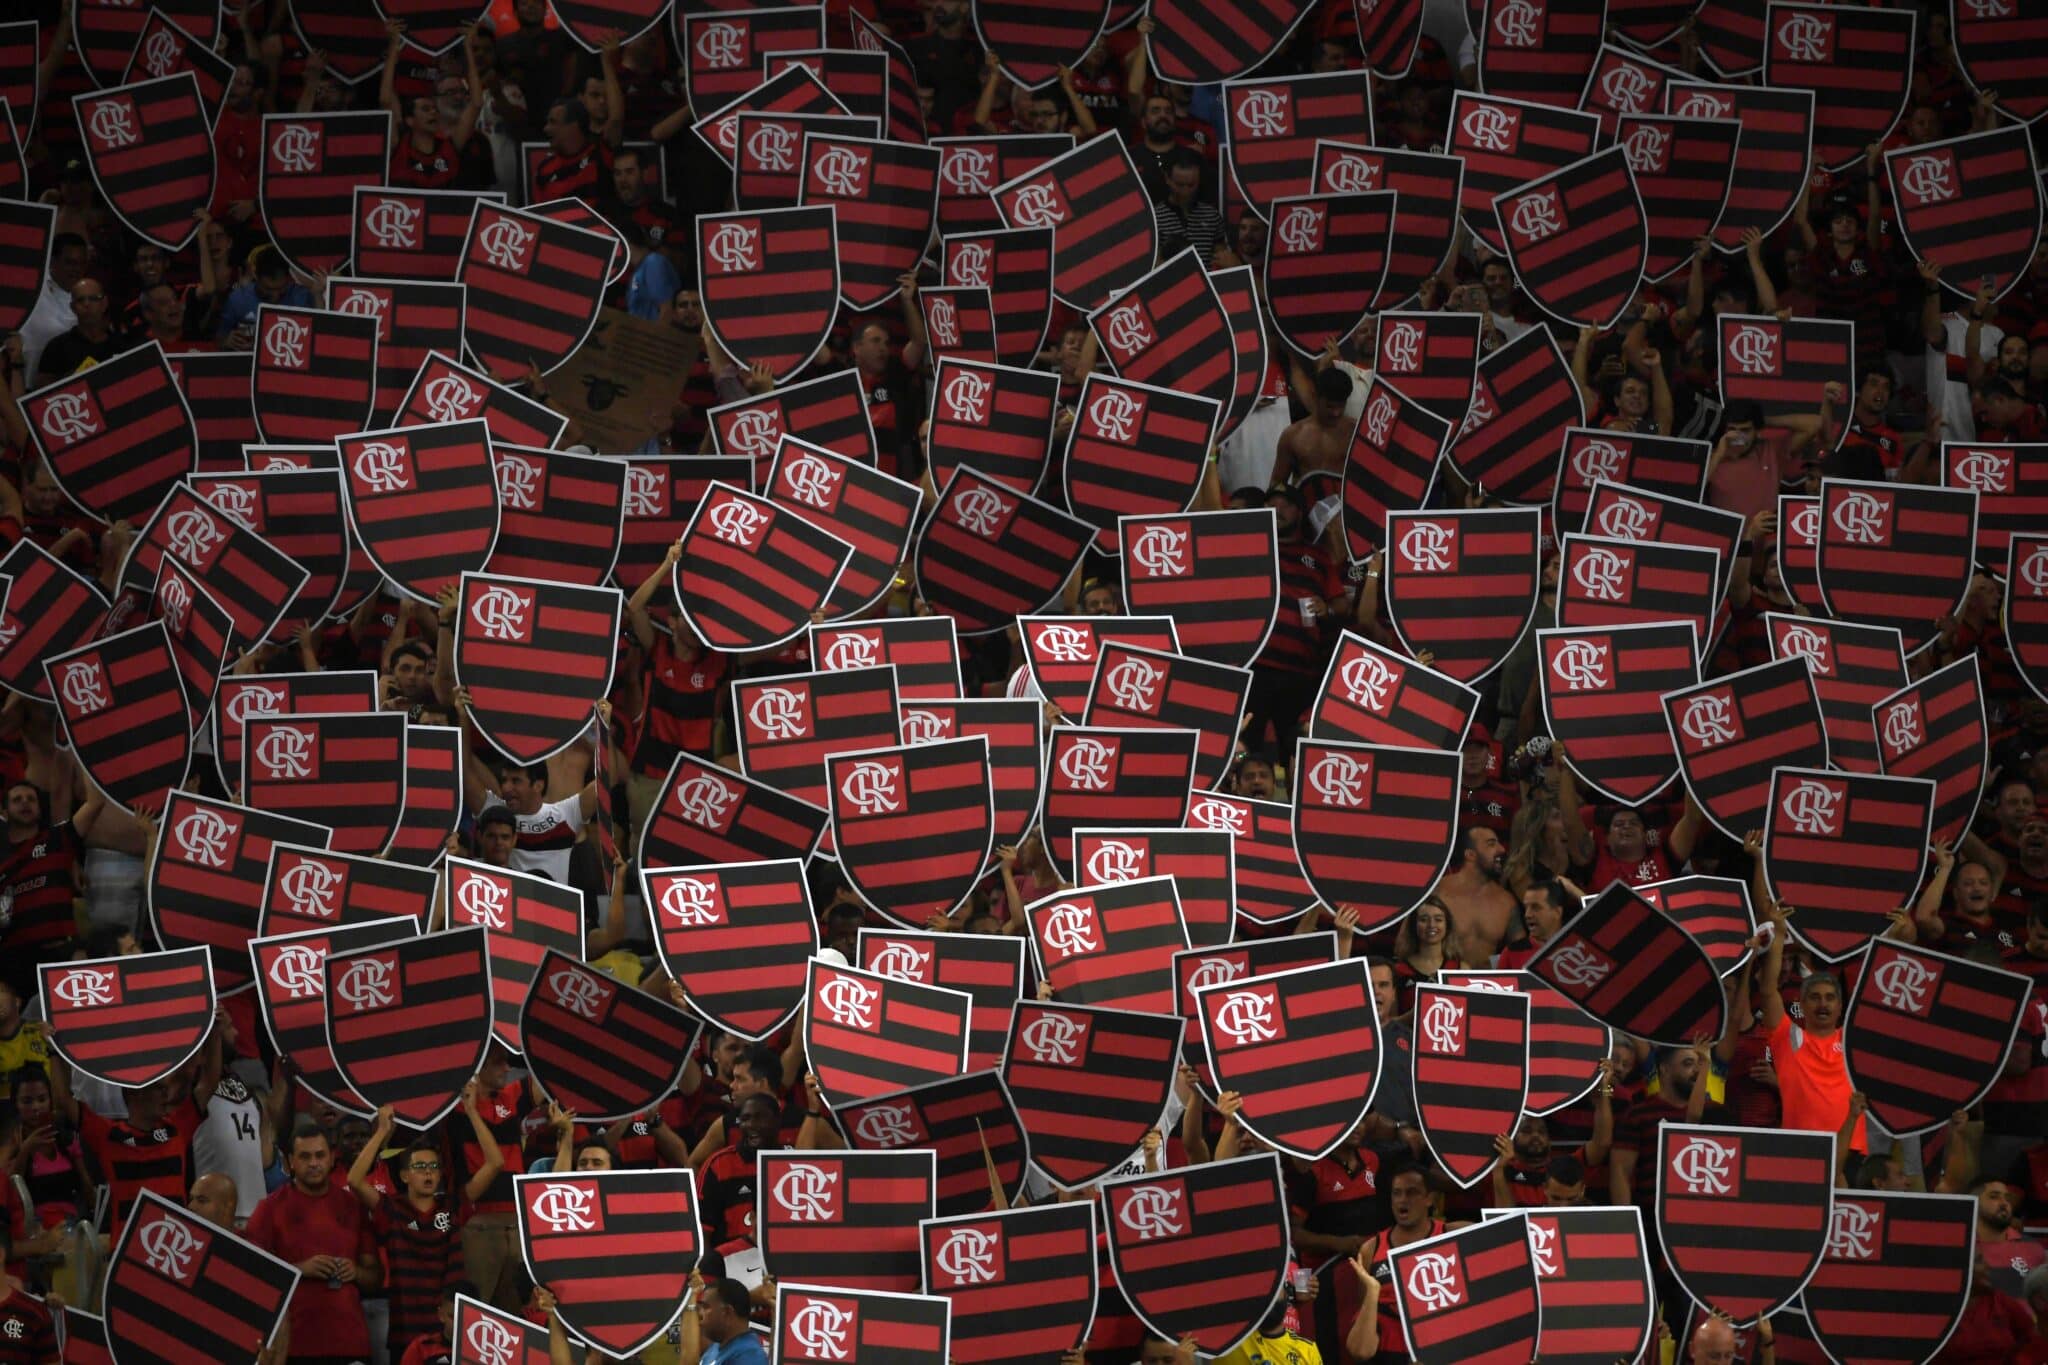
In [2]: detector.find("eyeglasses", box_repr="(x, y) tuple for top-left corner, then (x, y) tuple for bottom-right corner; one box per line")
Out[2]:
(407, 1161), (441, 1171)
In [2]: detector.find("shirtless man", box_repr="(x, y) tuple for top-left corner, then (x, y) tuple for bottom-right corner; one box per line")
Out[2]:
(1269, 367), (1354, 504)
(1433, 825), (1519, 965)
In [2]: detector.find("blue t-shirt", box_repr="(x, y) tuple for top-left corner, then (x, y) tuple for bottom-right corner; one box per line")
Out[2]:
(626, 252), (682, 322)
(215, 280), (313, 341)
(704, 1330), (770, 1365)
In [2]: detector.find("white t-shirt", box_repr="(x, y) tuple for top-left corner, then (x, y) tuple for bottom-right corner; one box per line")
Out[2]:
(1930, 312), (2003, 442)
(480, 792), (585, 884)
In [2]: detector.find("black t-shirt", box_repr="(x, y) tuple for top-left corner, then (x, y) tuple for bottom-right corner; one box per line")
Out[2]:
(860, 355), (922, 481)
(35, 328), (126, 383)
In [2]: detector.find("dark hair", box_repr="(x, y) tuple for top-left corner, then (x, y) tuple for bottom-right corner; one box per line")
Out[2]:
(391, 641), (432, 669)
(9, 1066), (49, 1096)
(1722, 399), (1765, 429)
(613, 145), (642, 170)
(476, 806), (516, 834)
(289, 1117), (331, 1152)
(52, 232), (88, 257)
(1528, 879), (1566, 910)
(1385, 1160), (1431, 1189)
(1163, 148), (1202, 176)
(703, 1276), (754, 1318)
(549, 97), (592, 134)
(1857, 364), (1890, 391)
(1314, 366), (1354, 403)
(494, 760), (548, 789)
(4, 780), (47, 828)
(825, 903), (865, 928)
(1239, 750), (1277, 773)
(735, 1044), (782, 1086)
(1547, 1153), (1585, 1187)
(85, 924), (133, 959)
(443, 1279), (481, 1307)
(254, 248), (291, 282)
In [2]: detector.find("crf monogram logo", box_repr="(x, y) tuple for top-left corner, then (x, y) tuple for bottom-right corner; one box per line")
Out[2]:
(1191, 798), (1249, 837)
(137, 1213), (201, 1281)
(1020, 1009), (1087, 1064)
(623, 464), (667, 517)
(1380, 322), (1421, 373)
(421, 374), (479, 422)
(225, 684), (285, 722)
(1779, 777), (1842, 836)
(36, 391), (100, 444)
(270, 121), (319, 172)
(256, 722), (315, 777)
(1492, 0), (1542, 45)
(1103, 302), (1152, 357)
(546, 967), (607, 1020)
(204, 480), (258, 528)
(748, 686), (808, 740)
(455, 871), (510, 930)
(1670, 1136), (1736, 1195)
(1130, 523), (1188, 576)
(787, 1300), (855, 1360)
(1881, 697), (1922, 752)
(1571, 438), (1627, 485)
(1898, 151), (1957, 204)
(1308, 752), (1370, 806)
(528, 1182), (597, 1232)
(264, 314), (309, 368)
(1827, 1202), (1880, 1260)
(1621, 121), (1669, 174)
(1546, 941), (1610, 987)
(1399, 520), (1455, 573)
(267, 944), (324, 998)
(476, 215), (536, 272)
(706, 221), (760, 273)
(1671, 90), (1731, 118)
(1600, 62), (1655, 111)
(495, 454), (540, 510)
(469, 585), (530, 641)
(173, 807), (234, 868)
(1778, 623), (1830, 674)
(2021, 546), (2048, 598)
(1007, 181), (1065, 227)
(353, 441), (411, 494)
(1950, 448), (2011, 492)
(817, 973), (878, 1028)
(901, 708), (948, 743)
(949, 241), (991, 286)
(1527, 1218), (1560, 1277)
(1186, 958), (1243, 992)
(335, 955), (396, 1010)
(51, 968), (115, 1008)
(1775, 10), (1832, 60)
(166, 507), (225, 566)
(157, 573), (190, 631)
(1340, 650), (1396, 711)
(1058, 737), (1115, 789)
(1234, 88), (1289, 137)
(87, 97), (138, 148)
(1212, 988), (1279, 1044)
(1789, 500), (1820, 543)
(363, 195), (421, 248)
(1679, 693), (1736, 746)
(141, 27), (180, 76)
(1323, 153), (1380, 193)
(925, 293), (959, 347)
(773, 1163), (839, 1220)
(1870, 950), (1938, 1014)
(780, 451), (839, 510)
(1726, 324), (1778, 374)
(1420, 993), (1464, 1052)
(1085, 839), (1144, 883)
(57, 659), (109, 714)
(660, 875), (722, 926)
(1103, 656), (1164, 712)
(852, 1103), (918, 1146)
(1459, 102), (1517, 152)
(1089, 386), (1144, 442)
(820, 631), (878, 670)
(838, 760), (900, 815)
(1962, 0), (2012, 14)
(1405, 1252), (1462, 1311)
(706, 495), (768, 548)
(943, 368), (990, 423)
(1032, 622), (1092, 662)
(465, 1316), (519, 1365)
(723, 407), (780, 456)
(951, 484), (1010, 536)
(867, 940), (928, 980)
(693, 20), (745, 68)
(811, 145), (869, 197)
(672, 771), (737, 826)
(1592, 492), (1653, 538)
(1262, 201), (1319, 259)
(934, 1228), (999, 1285)
(1117, 1186), (1184, 1240)
(941, 146), (994, 193)
(1040, 901), (1101, 957)
(745, 121), (796, 171)
(1571, 545), (1627, 601)
(1830, 490), (1889, 544)
(1550, 638), (1609, 690)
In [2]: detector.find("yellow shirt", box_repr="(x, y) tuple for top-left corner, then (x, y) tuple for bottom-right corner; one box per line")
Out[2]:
(0, 1020), (50, 1099)
(1213, 1331), (1323, 1365)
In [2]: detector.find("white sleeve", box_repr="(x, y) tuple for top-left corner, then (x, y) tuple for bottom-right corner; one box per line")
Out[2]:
(550, 793), (587, 833)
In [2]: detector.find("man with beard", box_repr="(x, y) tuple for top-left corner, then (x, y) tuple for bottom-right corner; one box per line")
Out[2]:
(1368, 958), (1418, 1131)
(246, 1123), (382, 1365)
(907, 0), (982, 129)
(1131, 95), (1210, 201)
(1572, 800), (1703, 889)
(1975, 1179), (2046, 1295)
(1432, 826), (1518, 965)
(1609, 1041), (1723, 1207)
(1152, 150), (1226, 262)
(1827, 367), (1938, 482)
(1361, 1165), (1462, 1364)
(1490, 1080), (1611, 1207)
(1757, 899), (1864, 1151)
(697, 1092), (783, 1248)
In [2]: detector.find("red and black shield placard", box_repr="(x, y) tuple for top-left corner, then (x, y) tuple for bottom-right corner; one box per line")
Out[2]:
(921, 1204), (1097, 1364)
(1408, 982), (1529, 1188)
(258, 841), (438, 939)
(916, 468), (1095, 635)
(2012, 535), (2048, 703)
(765, 439), (922, 620)
(250, 304), (378, 445)
(1814, 478), (1977, 657)
(1843, 938), (2031, 1139)
(1026, 875), (1189, 1016)
(1717, 312), (1853, 441)
(697, 206), (841, 383)
(1382, 507), (1540, 686)
(829, 738), (994, 927)
(897, 698), (1040, 870)
(805, 959), (972, 1109)
(73, 73), (213, 251)
(644, 753), (827, 871)
(1580, 44), (1683, 140)
(1554, 427), (1709, 533)
(1764, 768), (1935, 963)
(674, 483), (852, 651)
(918, 286), (996, 364)
(384, 723), (462, 868)
(1615, 115), (1740, 281)
(993, 132), (1157, 311)
(692, 65), (848, 168)
(121, 480), (312, 646)
(1450, 326), (1586, 506)
(453, 1295), (552, 1365)
(774, 1286), (951, 1361)
(1172, 935), (1337, 1091)
(734, 663), (902, 810)
(453, 573), (620, 764)
(258, 111), (390, 274)
(0, 23), (33, 142)
(78, 0), (219, 86)
(1391, 1215), (1541, 1365)
(325, 925), (493, 1129)
(1223, 71), (1374, 220)
(46, 622), (192, 815)
(1370, 310), (1478, 428)
(1582, 478), (1746, 590)
(971, 0), (1109, 87)
(41, 948), (215, 1089)
(758, 1147), (938, 1290)
(520, 947), (696, 1121)
(677, 6), (825, 116)
(1020, 615), (1181, 718)
(1074, 827), (1234, 949)
(1263, 192), (1394, 358)
(0, 198), (53, 339)
(1762, 3), (1913, 172)
(839, 1071), (1027, 1218)
(0, 540), (107, 701)
(816, 616), (963, 700)
(1197, 959), (1378, 1161)
(1948, 441), (2048, 564)
(1539, 622), (1696, 806)
(1144, 0), (1314, 83)
(400, 349), (568, 448)
(931, 134), (1071, 236)
(1101, 1154), (1289, 1356)
(1690, 0), (1765, 77)
(443, 858), (585, 1051)
(1356, 0), (1424, 75)
(1803, 1189), (1976, 1365)
(1116, 509), (1279, 669)
(1291, 738), (1459, 933)
(288, 0), (385, 84)
(327, 276), (467, 430)
(1089, 248), (1236, 407)
(0, 98), (22, 200)
(645, 858), (816, 1039)
(1210, 264), (1267, 442)
(925, 358), (1059, 497)
(736, 111), (881, 211)
(155, 559), (232, 726)
(1778, 493), (1822, 611)
(798, 133), (939, 311)
(170, 351), (257, 474)
(860, 928), (1025, 1073)
(1441, 969), (1610, 1116)
(243, 710), (407, 855)
(352, 186), (506, 281)
(1189, 793), (1314, 928)
(1494, 148), (1647, 331)
(1476, 0), (1605, 108)
(1528, 882), (1727, 1046)
(147, 793), (331, 993)
(1342, 377), (1454, 560)
(1951, 0), (2048, 124)
(1518, 1206), (1656, 1365)
(549, 0), (671, 48)
(1311, 630), (1478, 752)
(105, 1191), (296, 1364)
(485, 445), (625, 587)
(251, 919), (417, 1112)
(1064, 376), (1220, 552)
(1656, 1123), (1833, 1323)
(211, 669), (377, 794)
(766, 49), (891, 132)
(516, 1170), (699, 1358)
(713, 368), (877, 482)
(1635, 877), (1757, 980)
(1556, 535), (1721, 658)
(339, 420), (501, 604)
(943, 226), (1057, 366)
(1039, 726), (1197, 871)
(23, 340), (194, 527)
(1886, 127), (2043, 307)
(1447, 93), (1600, 252)
(1666, 82), (1814, 249)
(1082, 642), (1249, 789)
(1313, 145), (1466, 308)
(613, 454), (750, 597)
(1003, 1000), (1181, 1189)
(457, 202), (611, 380)
(1663, 657), (1829, 841)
